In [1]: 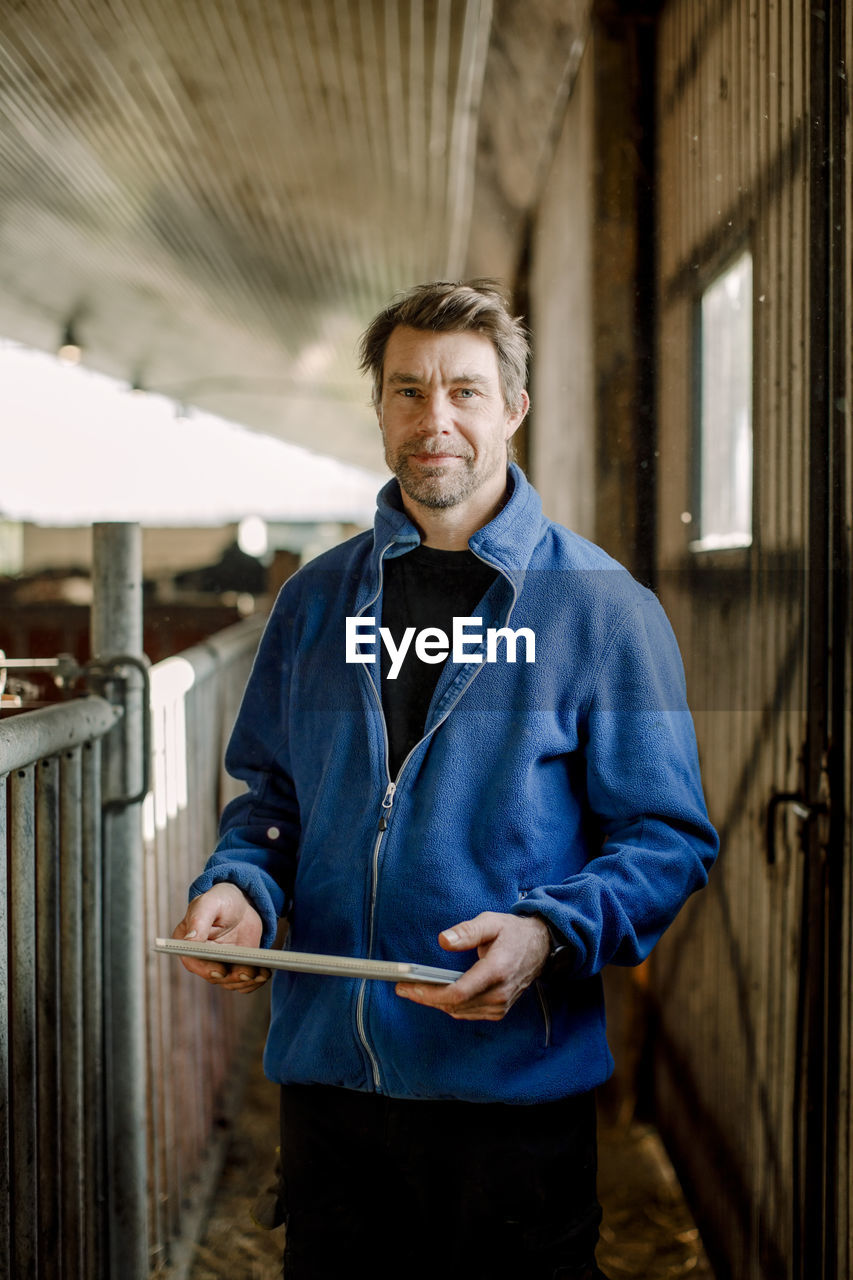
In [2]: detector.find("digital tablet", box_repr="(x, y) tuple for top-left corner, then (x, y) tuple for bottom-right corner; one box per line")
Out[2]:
(154, 937), (464, 985)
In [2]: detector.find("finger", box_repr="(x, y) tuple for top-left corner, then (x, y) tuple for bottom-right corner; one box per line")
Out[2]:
(180, 892), (224, 942)
(215, 965), (272, 991)
(438, 912), (500, 953)
(395, 980), (509, 1019)
(185, 954), (245, 984)
(173, 902), (228, 980)
(176, 950), (267, 986)
(395, 981), (450, 1008)
(179, 953), (225, 981)
(395, 962), (505, 1010)
(439, 946), (509, 1002)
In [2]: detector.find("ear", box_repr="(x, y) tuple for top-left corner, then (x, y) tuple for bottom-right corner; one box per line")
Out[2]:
(504, 390), (530, 441)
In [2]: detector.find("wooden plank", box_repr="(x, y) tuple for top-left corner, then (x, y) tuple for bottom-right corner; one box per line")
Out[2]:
(651, 3), (814, 1275)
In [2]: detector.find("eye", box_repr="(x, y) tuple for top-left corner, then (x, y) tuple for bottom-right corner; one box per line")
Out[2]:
(455, 388), (476, 399)
(399, 387), (420, 398)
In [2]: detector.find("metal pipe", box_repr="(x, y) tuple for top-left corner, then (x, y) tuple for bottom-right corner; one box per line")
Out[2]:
(9, 767), (37, 1277)
(81, 738), (105, 1278)
(35, 756), (61, 1276)
(91, 522), (149, 1280)
(0, 697), (119, 774)
(178, 614), (265, 682)
(144, 813), (166, 1270)
(129, 611), (264, 1264)
(60, 748), (85, 1277)
(0, 782), (10, 1280)
(0, 656), (70, 667)
(2, 691), (135, 1276)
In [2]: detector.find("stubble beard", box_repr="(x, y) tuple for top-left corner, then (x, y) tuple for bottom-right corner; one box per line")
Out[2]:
(387, 439), (503, 511)
(393, 454), (475, 509)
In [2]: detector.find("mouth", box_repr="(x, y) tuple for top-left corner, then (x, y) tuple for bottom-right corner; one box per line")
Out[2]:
(406, 451), (467, 465)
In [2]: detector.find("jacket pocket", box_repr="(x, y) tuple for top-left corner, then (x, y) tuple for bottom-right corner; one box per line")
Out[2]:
(516, 890), (552, 1049)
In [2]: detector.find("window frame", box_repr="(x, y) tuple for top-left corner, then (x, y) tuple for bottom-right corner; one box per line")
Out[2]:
(688, 245), (756, 559)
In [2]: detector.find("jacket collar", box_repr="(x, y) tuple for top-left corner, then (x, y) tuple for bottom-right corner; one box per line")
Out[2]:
(371, 462), (544, 585)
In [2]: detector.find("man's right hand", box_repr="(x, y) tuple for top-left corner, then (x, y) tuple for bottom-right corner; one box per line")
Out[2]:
(172, 883), (271, 992)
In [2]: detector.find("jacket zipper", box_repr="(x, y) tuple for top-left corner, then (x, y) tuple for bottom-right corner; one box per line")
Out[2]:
(355, 778), (396, 1090)
(352, 543), (395, 1089)
(352, 540), (520, 1090)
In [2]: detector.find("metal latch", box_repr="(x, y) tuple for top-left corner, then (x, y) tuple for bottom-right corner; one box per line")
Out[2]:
(0, 650), (151, 809)
(83, 655), (152, 810)
(765, 791), (828, 865)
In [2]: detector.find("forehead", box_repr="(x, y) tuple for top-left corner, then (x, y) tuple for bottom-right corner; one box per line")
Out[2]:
(383, 325), (500, 382)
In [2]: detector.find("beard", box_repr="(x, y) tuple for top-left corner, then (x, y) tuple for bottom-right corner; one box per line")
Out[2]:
(386, 438), (503, 510)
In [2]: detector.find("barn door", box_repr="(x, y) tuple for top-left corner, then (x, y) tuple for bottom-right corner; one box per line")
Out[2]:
(834, 5), (853, 1274)
(802, 2), (851, 1277)
(647, 3), (847, 1278)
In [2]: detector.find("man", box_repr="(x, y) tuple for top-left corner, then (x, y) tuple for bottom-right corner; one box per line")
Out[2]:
(174, 280), (718, 1279)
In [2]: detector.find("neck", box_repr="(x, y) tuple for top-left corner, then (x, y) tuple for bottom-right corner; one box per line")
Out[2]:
(400, 481), (511, 550)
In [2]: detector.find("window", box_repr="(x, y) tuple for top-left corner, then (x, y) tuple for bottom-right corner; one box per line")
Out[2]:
(691, 250), (753, 551)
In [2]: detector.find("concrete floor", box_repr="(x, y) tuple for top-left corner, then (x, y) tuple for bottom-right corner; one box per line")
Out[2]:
(183, 1041), (715, 1280)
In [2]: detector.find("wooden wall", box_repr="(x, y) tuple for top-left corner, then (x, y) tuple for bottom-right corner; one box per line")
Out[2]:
(527, 6), (660, 1118)
(836, 3), (852, 1274)
(529, 25), (597, 541)
(529, 6), (656, 584)
(649, 2), (850, 1277)
(524, 2), (850, 1272)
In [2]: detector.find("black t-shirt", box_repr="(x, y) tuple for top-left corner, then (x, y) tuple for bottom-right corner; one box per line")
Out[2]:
(380, 545), (498, 778)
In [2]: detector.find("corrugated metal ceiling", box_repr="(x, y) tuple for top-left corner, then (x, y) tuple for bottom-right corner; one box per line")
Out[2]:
(0, 0), (588, 469)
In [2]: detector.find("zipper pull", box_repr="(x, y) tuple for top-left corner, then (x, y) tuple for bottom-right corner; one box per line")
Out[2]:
(378, 780), (397, 830)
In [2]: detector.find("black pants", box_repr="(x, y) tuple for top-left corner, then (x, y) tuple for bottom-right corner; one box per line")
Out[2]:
(279, 1084), (608, 1280)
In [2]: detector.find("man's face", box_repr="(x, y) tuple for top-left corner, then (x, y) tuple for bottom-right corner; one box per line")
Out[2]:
(377, 326), (527, 514)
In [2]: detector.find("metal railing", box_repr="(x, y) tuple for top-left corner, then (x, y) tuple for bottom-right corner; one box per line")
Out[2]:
(1, 611), (267, 1278)
(1, 695), (122, 1277)
(143, 615), (266, 1275)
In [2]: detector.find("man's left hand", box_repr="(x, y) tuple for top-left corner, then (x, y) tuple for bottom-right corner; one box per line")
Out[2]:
(395, 912), (551, 1020)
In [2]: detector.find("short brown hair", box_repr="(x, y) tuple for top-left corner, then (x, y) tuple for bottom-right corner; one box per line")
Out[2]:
(358, 278), (530, 413)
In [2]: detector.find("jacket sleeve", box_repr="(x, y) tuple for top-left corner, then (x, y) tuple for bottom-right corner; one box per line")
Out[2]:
(513, 592), (718, 980)
(188, 600), (300, 948)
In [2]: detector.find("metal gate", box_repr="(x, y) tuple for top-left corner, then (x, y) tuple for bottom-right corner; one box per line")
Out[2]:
(1, 696), (121, 1275)
(1, 523), (269, 1277)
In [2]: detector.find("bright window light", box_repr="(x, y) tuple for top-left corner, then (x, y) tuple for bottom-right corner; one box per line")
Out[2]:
(0, 339), (383, 528)
(691, 250), (753, 551)
(238, 515), (269, 558)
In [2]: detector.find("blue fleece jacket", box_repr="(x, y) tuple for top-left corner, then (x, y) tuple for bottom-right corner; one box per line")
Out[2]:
(190, 464), (718, 1103)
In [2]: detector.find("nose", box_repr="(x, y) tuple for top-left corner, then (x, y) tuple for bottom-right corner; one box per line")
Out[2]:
(418, 391), (453, 434)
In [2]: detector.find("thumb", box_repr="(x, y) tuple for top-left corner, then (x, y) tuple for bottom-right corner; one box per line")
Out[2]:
(438, 913), (499, 951)
(178, 892), (221, 941)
